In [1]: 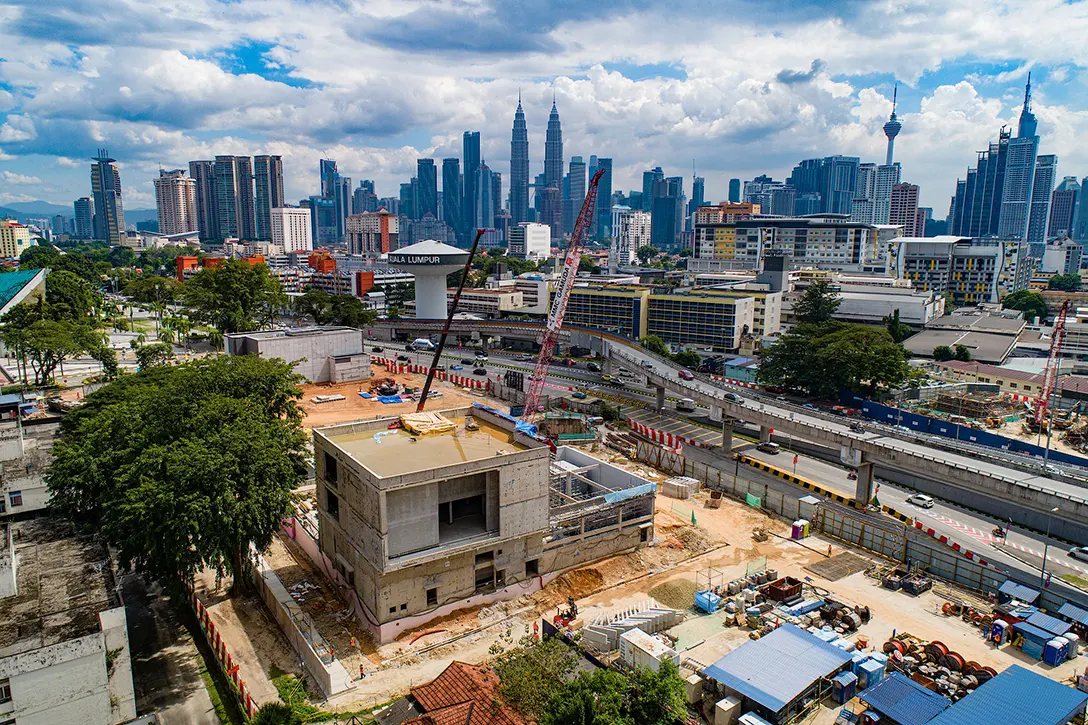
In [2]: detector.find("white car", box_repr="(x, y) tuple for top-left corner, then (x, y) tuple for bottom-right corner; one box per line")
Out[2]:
(1070, 547), (1088, 563)
(907, 494), (934, 509)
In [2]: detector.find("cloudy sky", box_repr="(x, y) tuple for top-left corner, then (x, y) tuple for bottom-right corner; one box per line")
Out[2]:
(1, 0), (1087, 214)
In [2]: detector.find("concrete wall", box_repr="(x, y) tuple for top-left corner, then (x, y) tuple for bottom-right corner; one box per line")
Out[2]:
(0, 633), (112, 725)
(227, 327), (367, 383)
(98, 607), (137, 724)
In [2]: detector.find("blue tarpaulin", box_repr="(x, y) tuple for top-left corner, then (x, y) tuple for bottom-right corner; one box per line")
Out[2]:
(602, 483), (655, 504)
(377, 395), (403, 404)
(472, 402), (538, 437)
(359, 392), (373, 399)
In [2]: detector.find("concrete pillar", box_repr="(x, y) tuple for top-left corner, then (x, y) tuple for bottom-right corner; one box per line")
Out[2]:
(709, 405), (723, 423)
(855, 458), (875, 504)
(759, 425), (772, 443)
(655, 385), (665, 410)
(721, 419), (733, 451)
(602, 358), (613, 375)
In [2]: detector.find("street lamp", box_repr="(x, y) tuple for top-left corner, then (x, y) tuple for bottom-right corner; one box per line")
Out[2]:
(1039, 506), (1061, 590)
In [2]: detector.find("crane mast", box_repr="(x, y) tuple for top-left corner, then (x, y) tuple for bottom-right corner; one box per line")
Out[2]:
(522, 169), (606, 421)
(1036, 300), (1069, 428)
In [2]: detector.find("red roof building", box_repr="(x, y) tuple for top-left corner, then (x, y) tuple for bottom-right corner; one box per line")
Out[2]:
(406, 662), (529, 725)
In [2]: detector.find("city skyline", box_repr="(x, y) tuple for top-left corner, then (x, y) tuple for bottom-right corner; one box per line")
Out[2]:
(1, 1), (1086, 213)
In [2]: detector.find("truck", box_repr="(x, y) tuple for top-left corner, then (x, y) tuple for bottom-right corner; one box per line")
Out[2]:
(409, 338), (436, 351)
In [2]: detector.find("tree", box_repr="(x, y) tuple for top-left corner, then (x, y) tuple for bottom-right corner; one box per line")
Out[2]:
(294, 288), (333, 324)
(136, 342), (175, 369)
(1002, 289), (1047, 322)
(0, 300), (99, 385)
(250, 703), (301, 725)
(46, 270), (96, 322)
(953, 344), (972, 362)
(47, 355), (309, 592)
(626, 661), (686, 725)
(91, 346), (119, 380)
(125, 276), (182, 306)
(640, 335), (670, 357)
(294, 289), (375, 328)
(883, 308), (912, 344)
(758, 322), (909, 397)
(635, 245), (659, 265)
(494, 637), (580, 718)
(578, 256), (601, 274)
(19, 245), (60, 270)
(107, 246), (138, 268)
(932, 345), (955, 362)
(793, 280), (841, 326)
(1047, 273), (1082, 292)
(183, 259), (287, 333)
(672, 350), (701, 370)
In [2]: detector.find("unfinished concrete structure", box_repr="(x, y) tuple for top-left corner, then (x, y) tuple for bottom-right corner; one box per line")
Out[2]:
(225, 326), (371, 383)
(0, 518), (136, 725)
(312, 405), (655, 642)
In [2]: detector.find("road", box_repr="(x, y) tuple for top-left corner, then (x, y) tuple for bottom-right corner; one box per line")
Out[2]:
(742, 443), (1088, 584)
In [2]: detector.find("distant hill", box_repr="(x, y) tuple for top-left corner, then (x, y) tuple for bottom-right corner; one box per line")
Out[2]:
(5, 200), (72, 217)
(0, 204), (158, 226)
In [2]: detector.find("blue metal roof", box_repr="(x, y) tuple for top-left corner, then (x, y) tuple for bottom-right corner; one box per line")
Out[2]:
(1026, 611), (1072, 637)
(0, 393), (21, 407)
(1012, 620), (1057, 643)
(998, 579), (1040, 603)
(702, 624), (852, 714)
(861, 672), (950, 725)
(928, 665), (1088, 725)
(1059, 602), (1088, 627)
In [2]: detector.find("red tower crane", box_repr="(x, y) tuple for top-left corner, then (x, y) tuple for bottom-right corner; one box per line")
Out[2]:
(522, 168), (606, 421)
(1035, 300), (1069, 428)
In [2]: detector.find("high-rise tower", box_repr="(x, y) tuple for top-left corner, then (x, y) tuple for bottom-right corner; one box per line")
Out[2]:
(462, 131), (481, 241)
(510, 93), (530, 225)
(253, 155), (284, 241)
(543, 98), (563, 240)
(883, 83), (902, 167)
(998, 76), (1041, 240)
(188, 160), (219, 240)
(1018, 72), (1038, 139)
(90, 149), (125, 245)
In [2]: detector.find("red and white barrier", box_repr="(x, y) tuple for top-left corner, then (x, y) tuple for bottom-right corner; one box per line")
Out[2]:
(711, 375), (760, 389)
(913, 520), (999, 572)
(628, 418), (712, 451)
(186, 584), (257, 718)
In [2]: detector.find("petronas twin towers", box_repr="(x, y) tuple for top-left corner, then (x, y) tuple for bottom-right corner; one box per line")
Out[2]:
(509, 94), (564, 241)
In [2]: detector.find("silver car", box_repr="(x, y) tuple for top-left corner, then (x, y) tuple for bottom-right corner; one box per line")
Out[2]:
(1070, 546), (1088, 563)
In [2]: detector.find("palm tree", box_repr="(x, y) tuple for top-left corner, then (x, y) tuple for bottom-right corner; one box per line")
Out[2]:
(207, 329), (224, 352)
(158, 328), (175, 345)
(250, 702), (300, 725)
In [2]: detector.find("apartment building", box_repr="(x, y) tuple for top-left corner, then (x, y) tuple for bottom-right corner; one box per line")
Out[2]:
(271, 207), (313, 253)
(693, 215), (878, 271)
(153, 169), (198, 235)
(0, 221), (34, 259)
(507, 222), (551, 261)
(346, 210), (399, 255)
(887, 236), (1030, 305)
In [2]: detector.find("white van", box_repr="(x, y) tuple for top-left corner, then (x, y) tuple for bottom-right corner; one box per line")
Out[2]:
(409, 338), (436, 350)
(676, 398), (697, 413)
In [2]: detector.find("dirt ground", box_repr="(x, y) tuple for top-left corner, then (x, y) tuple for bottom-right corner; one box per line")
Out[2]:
(192, 569), (304, 705)
(298, 372), (503, 429)
(194, 421), (1088, 715)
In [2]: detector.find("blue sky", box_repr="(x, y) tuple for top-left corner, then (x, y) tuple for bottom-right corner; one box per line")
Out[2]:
(1, 0), (1088, 213)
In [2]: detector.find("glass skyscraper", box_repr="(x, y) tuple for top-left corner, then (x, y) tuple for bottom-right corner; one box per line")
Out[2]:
(510, 96), (530, 225)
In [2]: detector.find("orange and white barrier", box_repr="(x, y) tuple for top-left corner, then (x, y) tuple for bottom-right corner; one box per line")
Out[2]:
(628, 418), (712, 451)
(185, 584), (257, 718)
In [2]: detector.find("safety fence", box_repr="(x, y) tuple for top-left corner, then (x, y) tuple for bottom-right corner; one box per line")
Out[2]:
(183, 582), (258, 719)
(736, 454), (858, 509)
(370, 356), (488, 389)
(628, 418), (713, 451)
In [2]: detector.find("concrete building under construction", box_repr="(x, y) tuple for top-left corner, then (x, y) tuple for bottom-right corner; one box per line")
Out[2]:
(312, 405), (655, 642)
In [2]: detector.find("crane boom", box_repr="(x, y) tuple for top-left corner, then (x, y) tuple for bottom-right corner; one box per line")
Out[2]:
(522, 169), (606, 420)
(1036, 300), (1069, 427)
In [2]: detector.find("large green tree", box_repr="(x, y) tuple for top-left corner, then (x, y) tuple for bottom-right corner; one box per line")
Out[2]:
(125, 275), (182, 305)
(932, 345), (955, 362)
(883, 308), (912, 344)
(47, 355), (309, 592)
(294, 289), (376, 328)
(1047, 273), (1082, 292)
(758, 322), (909, 397)
(635, 245), (659, 265)
(494, 637), (580, 718)
(1002, 289), (1047, 322)
(793, 280), (841, 325)
(46, 270), (96, 322)
(0, 300), (101, 385)
(182, 259), (287, 333)
(640, 335), (670, 357)
(540, 660), (685, 725)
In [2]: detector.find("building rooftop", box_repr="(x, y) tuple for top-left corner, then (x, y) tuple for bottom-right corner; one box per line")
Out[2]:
(702, 623), (852, 715)
(927, 312), (1026, 334)
(408, 661), (526, 725)
(0, 517), (119, 657)
(0, 268), (46, 316)
(934, 360), (1043, 384)
(904, 329), (1019, 364)
(325, 414), (527, 478)
(861, 672), (951, 725)
(927, 665), (1088, 725)
(225, 326), (360, 341)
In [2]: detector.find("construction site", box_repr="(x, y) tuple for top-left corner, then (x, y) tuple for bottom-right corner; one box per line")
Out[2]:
(185, 171), (1088, 725)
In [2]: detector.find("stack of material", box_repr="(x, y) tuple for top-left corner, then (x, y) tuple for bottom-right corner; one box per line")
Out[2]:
(582, 600), (683, 653)
(662, 476), (699, 499)
(399, 411), (457, 436)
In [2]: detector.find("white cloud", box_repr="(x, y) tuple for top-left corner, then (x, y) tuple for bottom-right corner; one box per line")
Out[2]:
(1, 0), (1088, 209)
(0, 170), (42, 185)
(0, 192), (39, 203)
